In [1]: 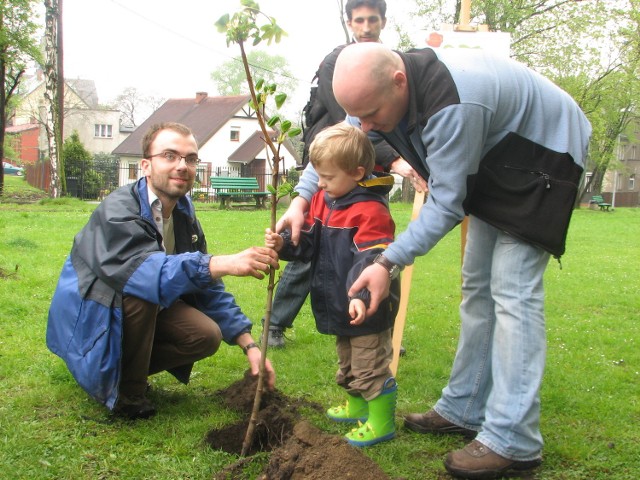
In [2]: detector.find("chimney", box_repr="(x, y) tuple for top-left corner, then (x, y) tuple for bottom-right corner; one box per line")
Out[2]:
(195, 92), (208, 103)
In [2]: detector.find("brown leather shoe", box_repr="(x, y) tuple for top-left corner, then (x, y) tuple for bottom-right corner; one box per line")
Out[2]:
(444, 439), (542, 479)
(404, 409), (476, 437)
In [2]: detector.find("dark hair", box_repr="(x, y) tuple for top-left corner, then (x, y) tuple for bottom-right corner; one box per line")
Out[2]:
(141, 122), (194, 158)
(345, 0), (387, 20)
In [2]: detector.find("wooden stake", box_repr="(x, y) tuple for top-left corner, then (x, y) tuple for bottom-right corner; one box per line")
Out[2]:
(390, 189), (425, 376)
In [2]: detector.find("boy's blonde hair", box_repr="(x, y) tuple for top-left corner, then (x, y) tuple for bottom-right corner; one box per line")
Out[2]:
(309, 123), (375, 176)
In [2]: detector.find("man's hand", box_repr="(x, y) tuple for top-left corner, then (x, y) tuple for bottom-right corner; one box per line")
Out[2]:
(237, 333), (276, 390)
(247, 348), (276, 390)
(347, 263), (391, 317)
(390, 158), (428, 193)
(275, 195), (309, 245)
(209, 247), (279, 280)
(349, 298), (366, 325)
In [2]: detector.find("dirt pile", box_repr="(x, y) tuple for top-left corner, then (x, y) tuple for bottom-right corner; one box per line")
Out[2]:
(205, 371), (392, 480)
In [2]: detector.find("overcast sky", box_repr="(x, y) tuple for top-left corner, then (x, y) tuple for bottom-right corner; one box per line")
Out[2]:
(59, 0), (428, 115)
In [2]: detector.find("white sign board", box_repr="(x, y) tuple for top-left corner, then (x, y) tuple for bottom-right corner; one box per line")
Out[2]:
(426, 30), (512, 58)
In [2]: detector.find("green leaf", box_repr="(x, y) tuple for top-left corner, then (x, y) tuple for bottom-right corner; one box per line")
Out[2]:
(214, 14), (230, 32)
(255, 78), (264, 91)
(240, 0), (259, 10)
(281, 120), (292, 132)
(267, 184), (277, 194)
(288, 127), (302, 137)
(276, 182), (295, 200)
(267, 116), (279, 127)
(275, 93), (287, 109)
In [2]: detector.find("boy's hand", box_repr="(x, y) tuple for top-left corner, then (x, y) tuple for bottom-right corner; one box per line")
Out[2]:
(349, 298), (366, 325)
(265, 228), (284, 252)
(275, 196), (309, 245)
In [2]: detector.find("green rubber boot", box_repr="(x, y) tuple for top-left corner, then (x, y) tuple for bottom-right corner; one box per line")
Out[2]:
(326, 394), (368, 423)
(345, 378), (397, 447)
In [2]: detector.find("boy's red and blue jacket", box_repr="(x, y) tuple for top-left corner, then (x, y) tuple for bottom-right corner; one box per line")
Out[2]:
(279, 173), (400, 336)
(46, 177), (252, 409)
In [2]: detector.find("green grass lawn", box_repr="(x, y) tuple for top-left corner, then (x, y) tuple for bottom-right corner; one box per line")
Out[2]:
(0, 179), (638, 479)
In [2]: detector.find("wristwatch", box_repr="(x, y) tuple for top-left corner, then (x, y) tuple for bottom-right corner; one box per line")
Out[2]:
(242, 342), (259, 355)
(373, 254), (401, 280)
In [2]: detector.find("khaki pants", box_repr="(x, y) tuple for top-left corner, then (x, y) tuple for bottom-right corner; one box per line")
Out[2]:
(335, 328), (393, 401)
(120, 296), (222, 398)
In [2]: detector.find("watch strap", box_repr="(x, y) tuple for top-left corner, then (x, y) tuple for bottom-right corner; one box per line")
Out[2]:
(242, 342), (259, 355)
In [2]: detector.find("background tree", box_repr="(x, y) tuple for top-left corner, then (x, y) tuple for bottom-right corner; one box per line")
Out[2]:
(407, 0), (640, 203)
(92, 151), (119, 195)
(0, 0), (41, 196)
(43, 0), (63, 198)
(62, 130), (101, 199)
(211, 50), (296, 97)
(110, 86), (166, 127)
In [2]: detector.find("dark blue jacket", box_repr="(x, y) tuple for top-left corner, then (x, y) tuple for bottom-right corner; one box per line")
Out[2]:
(47, 178), (252, 409)
(280, 174), (400, 336)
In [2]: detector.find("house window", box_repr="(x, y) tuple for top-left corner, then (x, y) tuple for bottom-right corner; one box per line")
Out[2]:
(585, 173), (593, 193)
(128, 163), (138, 180)
(95, 124), (113, 138)
(230, 126), (240, 142)
(629, 174), (635, 191)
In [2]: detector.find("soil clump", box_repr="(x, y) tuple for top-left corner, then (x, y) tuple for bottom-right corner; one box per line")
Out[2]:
(205, 371), (392, 480)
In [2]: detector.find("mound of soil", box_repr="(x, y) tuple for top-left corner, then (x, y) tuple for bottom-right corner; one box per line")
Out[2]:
(205, 371), (392, 480)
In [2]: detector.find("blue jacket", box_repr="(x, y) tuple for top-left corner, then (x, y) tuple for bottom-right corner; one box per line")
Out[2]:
(47, 178), (252, 409)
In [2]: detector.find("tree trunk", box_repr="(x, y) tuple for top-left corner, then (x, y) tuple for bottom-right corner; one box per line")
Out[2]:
(44, 0), (63, 198)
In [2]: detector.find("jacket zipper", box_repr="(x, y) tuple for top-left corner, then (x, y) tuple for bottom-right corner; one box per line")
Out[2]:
(503, 165), (551, 189)
(324, 200), (336, 224)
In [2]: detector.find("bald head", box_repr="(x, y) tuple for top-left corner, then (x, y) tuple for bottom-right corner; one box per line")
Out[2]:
(333, 43), (408, 132)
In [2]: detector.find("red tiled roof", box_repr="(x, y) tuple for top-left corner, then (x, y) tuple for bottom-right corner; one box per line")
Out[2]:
(112, 94), (251, 156)
(5, 124), (39, 133)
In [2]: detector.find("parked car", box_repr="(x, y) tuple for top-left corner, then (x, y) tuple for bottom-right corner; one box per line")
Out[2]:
(3, 162), (24, 176)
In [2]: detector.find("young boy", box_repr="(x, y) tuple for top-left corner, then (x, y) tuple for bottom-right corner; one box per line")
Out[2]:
(265, 123), (400, 447)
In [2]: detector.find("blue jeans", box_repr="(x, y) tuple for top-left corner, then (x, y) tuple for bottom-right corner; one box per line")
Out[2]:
(269, 260), (311, 329)
(435, 215), (550, 461)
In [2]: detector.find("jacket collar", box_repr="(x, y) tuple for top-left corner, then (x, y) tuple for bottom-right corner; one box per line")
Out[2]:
(323, 172), (394, 208)
(396, 48), (460, 134)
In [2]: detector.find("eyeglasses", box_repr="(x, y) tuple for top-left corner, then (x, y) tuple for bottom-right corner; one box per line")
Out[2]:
(149, 150), (200, 166)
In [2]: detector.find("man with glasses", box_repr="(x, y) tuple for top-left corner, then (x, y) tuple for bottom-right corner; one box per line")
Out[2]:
(47, 122), (278, 420)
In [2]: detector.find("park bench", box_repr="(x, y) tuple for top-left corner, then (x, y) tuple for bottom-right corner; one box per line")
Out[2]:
(210, 176), (269, 209)
(590, 195), (612, 211)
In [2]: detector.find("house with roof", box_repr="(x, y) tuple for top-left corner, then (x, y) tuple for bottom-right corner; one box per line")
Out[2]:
(5, 124), (39, 164)
(7, 74), (130, 164)
(111, 92), (300, 189)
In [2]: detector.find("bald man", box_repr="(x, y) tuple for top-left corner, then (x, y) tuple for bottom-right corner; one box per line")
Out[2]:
(279, 42), (591, 479)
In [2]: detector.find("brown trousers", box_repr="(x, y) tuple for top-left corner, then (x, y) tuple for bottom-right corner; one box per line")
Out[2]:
(335, 328), (393, 401)
(120, 296), (222, 398)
